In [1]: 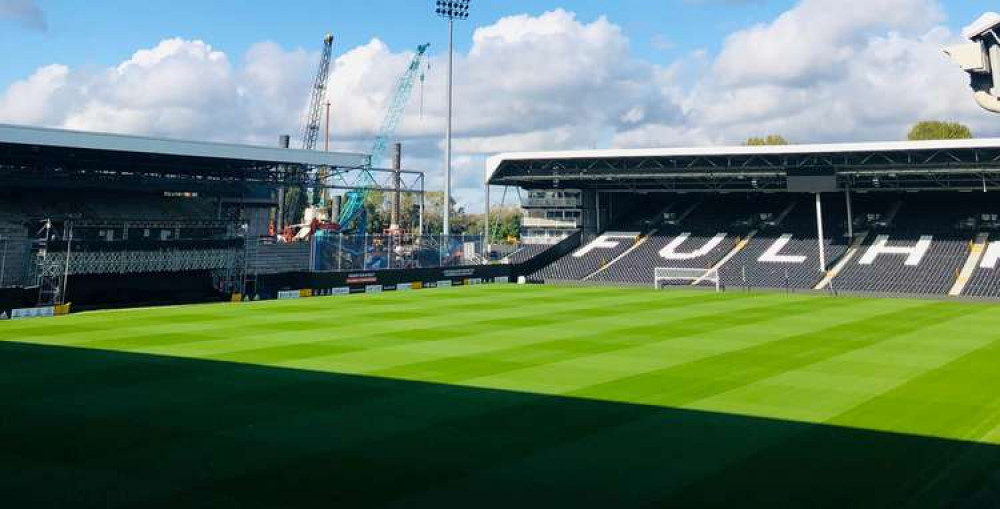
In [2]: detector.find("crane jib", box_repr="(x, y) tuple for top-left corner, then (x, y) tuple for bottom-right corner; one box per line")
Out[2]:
(338, 43), (431, 230)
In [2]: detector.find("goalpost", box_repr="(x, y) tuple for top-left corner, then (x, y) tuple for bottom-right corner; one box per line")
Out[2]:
(654, 267), (721, 292)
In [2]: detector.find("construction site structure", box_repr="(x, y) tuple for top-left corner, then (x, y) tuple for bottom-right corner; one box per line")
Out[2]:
(338, 43), (430, 234)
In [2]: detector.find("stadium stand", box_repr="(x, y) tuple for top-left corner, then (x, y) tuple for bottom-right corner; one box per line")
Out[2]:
(964, 236), (1000, 297)
(533, 231), (641, 281)
(0, 218), (29, 288)
(951, 206), (1000, 298)
(718, 196), (850, 290)
(829, 195), (975, 296)
(587, 195), (785, 286)
(527, 192), (998, 298)
(0, 189), (249, 299)
(247, 240), (312, 275)
(504, 244), (552, 265)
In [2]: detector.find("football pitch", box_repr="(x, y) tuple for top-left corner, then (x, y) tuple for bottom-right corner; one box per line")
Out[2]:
(3, 284), (1000, 507)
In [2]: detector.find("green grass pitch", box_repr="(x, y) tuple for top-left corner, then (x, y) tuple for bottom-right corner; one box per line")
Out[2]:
(3, 284), (1000, 507)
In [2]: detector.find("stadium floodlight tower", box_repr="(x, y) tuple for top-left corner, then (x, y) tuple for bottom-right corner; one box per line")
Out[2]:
(945, 12), (1000, 114)
(435, 0), (471, 236)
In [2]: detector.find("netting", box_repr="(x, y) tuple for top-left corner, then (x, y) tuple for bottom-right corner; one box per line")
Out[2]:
(653, 267), (720, 291)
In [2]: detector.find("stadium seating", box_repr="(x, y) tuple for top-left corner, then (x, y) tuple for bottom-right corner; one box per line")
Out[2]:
(588, 195), (785, 286)
(831, 232), (969, 295)
(0, 221), (29, 288)
(0, 190), (246, 289)
(958, 237), (1000, 297)
(533, 194), (988, 298)
(829, 196), (975, 296)
(534, 232), (641, 281)
(719, 198), (850, 290)
(247, 240), (313, 275)
(504, 244), (551, 265)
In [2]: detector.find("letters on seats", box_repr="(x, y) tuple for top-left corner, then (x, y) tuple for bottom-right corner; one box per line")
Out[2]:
(980, 241), (1000, 269)
(858, 235), (933, 266)
(659, 233), (727, 261)
(574, 234), (636, 258)
(758, 234), (808, 264)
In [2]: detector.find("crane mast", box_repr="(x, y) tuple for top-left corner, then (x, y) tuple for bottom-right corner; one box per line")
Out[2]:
(281, 34), (334, 227)
(301, 34), (335, 150)
(338, 43), (430, 232)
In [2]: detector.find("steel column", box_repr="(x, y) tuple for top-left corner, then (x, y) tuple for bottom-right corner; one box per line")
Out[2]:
(845, 187), (854, 239)
(816, 193), (827, 272)
(443, 18), (454, 235)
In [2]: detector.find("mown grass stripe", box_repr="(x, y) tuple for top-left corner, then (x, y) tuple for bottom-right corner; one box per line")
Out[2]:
(571, 301), (974, 408)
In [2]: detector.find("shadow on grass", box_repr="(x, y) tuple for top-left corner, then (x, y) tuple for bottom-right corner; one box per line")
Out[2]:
(1, 341), (999, 508)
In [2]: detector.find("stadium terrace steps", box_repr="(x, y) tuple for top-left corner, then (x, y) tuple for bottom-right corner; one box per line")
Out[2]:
(533, 232), (641, 281)
(816, 231), (870, 291)
(248, 241), (313, 275)
(950, 233), (989, 296)
(824, 195), (979, 296)
(532, 194), (998, 298)
(717, 197), (851, 291)
(696, 230), (757, 286)
(583, 231), (655, 281)
(0, 221), (29, 288)
(828, 232), (972, 295)
(504, 244), (551, 265)
(588, 229), (745, 286)
(961, 235), (1000, 297)
(588, 197), (793, 287)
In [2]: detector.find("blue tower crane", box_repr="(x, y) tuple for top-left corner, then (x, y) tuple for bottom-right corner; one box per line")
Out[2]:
(338, 43), (430, 233)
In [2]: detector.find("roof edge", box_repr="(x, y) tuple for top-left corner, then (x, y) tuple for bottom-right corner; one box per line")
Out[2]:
(0, 123), (370, 168)
(486, 137), (1000, 184)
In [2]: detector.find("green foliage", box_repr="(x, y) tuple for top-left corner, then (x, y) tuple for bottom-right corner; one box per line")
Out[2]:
(744, 135), (789, 146)
(281, 187), (308, 226)
(907, 121), (973, 141)
(488, 206), (522, 243)
(328, 189), (521, 238)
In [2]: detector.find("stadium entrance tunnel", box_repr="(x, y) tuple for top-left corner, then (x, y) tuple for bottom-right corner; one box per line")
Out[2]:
(2, 340), (999, 508)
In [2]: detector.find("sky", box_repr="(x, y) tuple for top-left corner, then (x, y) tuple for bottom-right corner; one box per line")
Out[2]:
(1, 0), (999, 211)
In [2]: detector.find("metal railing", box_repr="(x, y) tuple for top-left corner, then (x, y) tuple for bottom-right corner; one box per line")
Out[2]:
(312, 233), (489, 272)
(522, 197), (583, 208)
(521, 217), (583, 229)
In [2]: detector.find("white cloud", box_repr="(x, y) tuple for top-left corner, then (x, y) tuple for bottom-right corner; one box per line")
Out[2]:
(615, 0), (1000, 147)
(712, 0), (943, 87)
(1, 1), (998, 213)
(0, 64), (70, 124)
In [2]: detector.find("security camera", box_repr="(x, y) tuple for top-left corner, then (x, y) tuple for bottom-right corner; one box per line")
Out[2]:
(963, 12), (1000, 41)
(945, 12), (1000, 113)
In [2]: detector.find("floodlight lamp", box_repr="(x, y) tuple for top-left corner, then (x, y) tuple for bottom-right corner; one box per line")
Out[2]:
(435, 0), (470, 20)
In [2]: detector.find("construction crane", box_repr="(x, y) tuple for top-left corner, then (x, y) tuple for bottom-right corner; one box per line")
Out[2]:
(302, 34), (335, 151)
(337, 43), (430, 233)
(282, 34), (335, 226)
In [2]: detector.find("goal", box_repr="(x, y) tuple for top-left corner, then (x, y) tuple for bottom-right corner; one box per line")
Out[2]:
(654, 267), (721, 291)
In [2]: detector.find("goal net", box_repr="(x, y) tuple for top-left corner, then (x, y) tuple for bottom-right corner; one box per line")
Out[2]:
(654, 267), (721, 291)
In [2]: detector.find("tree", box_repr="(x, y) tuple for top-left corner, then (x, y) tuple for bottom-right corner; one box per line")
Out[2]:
(744, 135), (789, 146)
(281, 186), (308, 226)
(907, 121), (973, 141)
(488, 206), (522, 243)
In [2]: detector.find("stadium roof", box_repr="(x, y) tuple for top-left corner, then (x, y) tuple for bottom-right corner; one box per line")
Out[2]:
(486, 138), (1000, 193)
(0, 124), (370, 194)
(0, 123), (369, 168)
